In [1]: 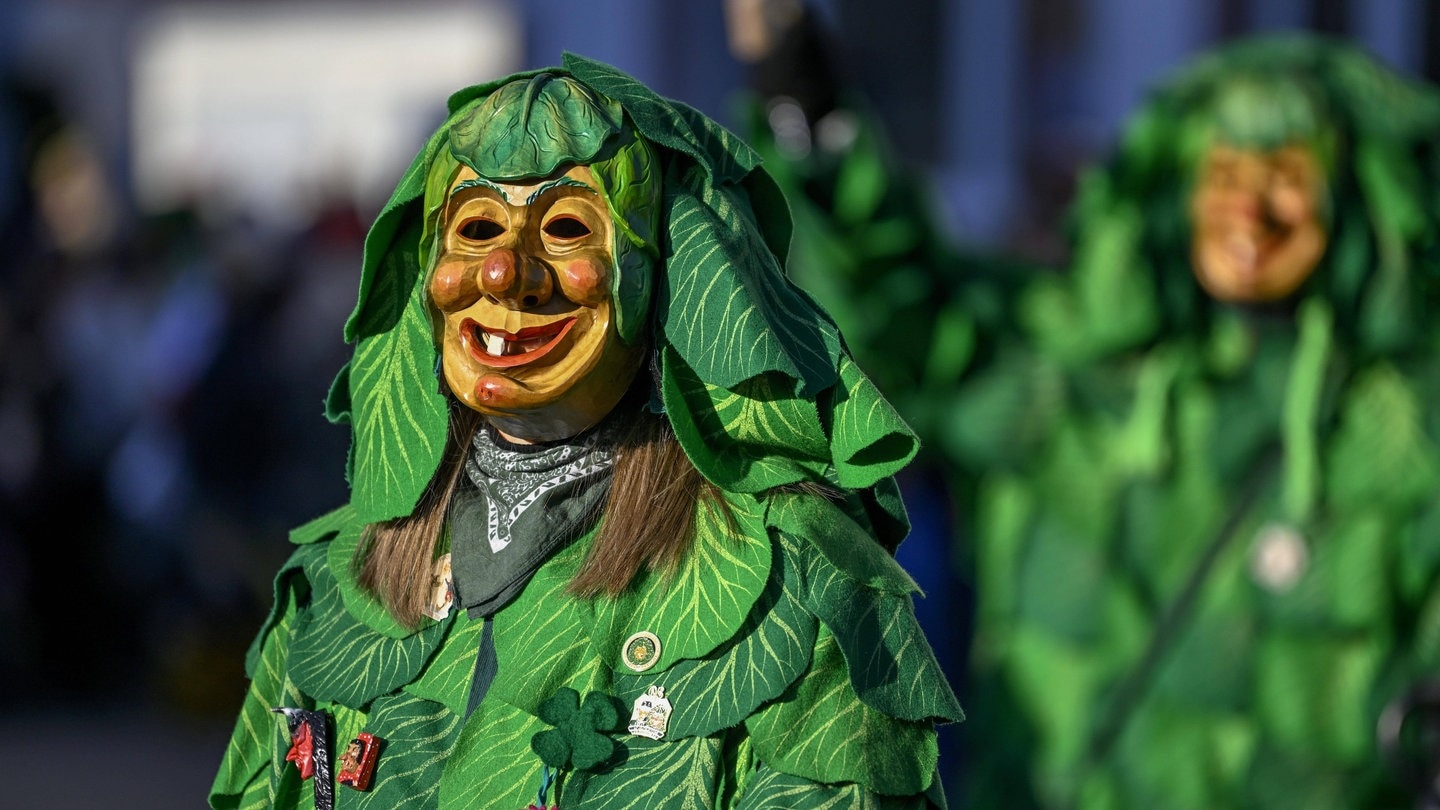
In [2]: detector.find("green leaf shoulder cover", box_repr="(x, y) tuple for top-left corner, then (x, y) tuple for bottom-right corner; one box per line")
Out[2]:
(210, 486), (960, 809)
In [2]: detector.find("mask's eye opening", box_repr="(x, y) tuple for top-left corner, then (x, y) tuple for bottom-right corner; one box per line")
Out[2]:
(458, 218), (504, 241)
(543, 215), (592, 240)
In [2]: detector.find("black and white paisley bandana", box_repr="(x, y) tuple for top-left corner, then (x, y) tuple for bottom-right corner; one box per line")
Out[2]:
(449, 418), (619, 619)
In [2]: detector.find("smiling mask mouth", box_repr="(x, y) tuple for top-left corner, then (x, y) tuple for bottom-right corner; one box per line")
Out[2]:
(461, 317), (576, 368)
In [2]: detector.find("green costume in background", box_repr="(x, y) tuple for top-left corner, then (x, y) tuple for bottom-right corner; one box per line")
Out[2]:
(729, 9), (1037, 799)
(732, 7), (1030, 469)
(209, 55), (959, 809)
(964, 36), (1440, 809)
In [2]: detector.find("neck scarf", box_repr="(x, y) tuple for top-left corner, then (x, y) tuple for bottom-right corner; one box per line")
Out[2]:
(448, 419), (618, 618)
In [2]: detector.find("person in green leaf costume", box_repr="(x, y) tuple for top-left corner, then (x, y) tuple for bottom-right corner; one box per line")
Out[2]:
(209, 54), (960, 810)
(961, 35), (1440, 810)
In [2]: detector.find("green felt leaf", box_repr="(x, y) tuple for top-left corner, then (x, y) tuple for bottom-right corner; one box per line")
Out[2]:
(287, 551), (447, 708)
(663, 346), (831, 492)
(347, 692), (462, 810)
(612, 533), (817, 739)
(347, 212), (449, 526)
(765, 492), (918, 597)
(570, 731), (616, 772)
(532, 728), (571, 770)
(344, 199), (417, 345)
(405, 612), (486, 717)
(563, 53), (759, 186)
(739, 169), (797, 279)
(659, 169), (842, 398)
(229, 775), (275, 810)
(289, 504), (357, 546)
(325, 519), (422, 640)
(243, 544), (320, 677)
(1021, 206), (1159, 363)
(735, 765), (933, 809)
(828, 356), (919, 489)
(592, 493), (772, 673)
(418, 141), (457, 266)
(863, 475), (913, 554)
(327, 701), (368, 760)
(660, 346), (918, 504)
(1327, 364), (1440, 509)
(448, 73), (622, 181)
(590, 135), (660, 346)
(782, 533), (961, 725)
(237, 672), (315, 809)
(325, 359), (351, 426)
(746, 627), (939, 796)
(440, 700), (548, 810)
(572, 733), (726, 808)
(211, 593), (304, 807)
(488, 534), (611, 713)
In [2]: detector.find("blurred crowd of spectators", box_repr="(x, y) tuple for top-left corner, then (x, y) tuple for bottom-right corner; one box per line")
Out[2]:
(0, 77), (359, 718)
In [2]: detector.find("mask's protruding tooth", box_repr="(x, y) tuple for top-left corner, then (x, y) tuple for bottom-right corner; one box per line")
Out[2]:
(484, 331), (506, 356)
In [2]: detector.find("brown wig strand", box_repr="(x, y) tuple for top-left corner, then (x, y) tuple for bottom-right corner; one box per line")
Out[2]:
(356, 405), (481, 629)
(566, 410), (723, 598)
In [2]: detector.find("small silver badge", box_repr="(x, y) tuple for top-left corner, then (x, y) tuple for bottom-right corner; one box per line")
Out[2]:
(628, 685), (672, 740)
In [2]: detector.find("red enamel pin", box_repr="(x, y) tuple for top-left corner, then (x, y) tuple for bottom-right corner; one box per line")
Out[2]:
(337, 732), (382, 791)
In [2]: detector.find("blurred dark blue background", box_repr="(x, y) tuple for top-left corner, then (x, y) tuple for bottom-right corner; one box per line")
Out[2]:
(0, 0), (1434, 806)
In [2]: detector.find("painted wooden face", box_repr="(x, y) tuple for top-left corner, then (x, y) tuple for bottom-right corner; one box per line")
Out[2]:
(1189, 143), (1327, 303)
(429, 164), (645, 442)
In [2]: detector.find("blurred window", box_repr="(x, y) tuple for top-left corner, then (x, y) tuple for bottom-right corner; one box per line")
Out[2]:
(131, 1), (519, 226)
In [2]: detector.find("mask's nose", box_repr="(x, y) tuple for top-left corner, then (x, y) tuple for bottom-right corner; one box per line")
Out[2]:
(481, 247), (554, 309)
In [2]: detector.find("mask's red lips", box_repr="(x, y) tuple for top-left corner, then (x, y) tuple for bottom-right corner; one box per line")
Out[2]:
(461, 317), (576, 368)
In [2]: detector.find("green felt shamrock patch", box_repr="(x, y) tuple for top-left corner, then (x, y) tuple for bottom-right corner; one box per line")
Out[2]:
(531, 688), (625, 772)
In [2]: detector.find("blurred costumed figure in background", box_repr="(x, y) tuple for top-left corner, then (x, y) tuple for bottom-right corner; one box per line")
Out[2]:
(210, 55), (960, 809)
(962, 35), (1440, 809)
(725, 0), (1031, 480)
(723, 5), (1034, 795)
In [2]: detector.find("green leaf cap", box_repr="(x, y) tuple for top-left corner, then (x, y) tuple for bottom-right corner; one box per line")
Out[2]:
(1028, 33), (1440, 364)
(331, 52), (917, 536)
(530, 687), (624, 771)
(449, 73), (624, 182)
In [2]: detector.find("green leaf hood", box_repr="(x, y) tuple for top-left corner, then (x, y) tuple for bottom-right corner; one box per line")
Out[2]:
(325, 53), (917, 541)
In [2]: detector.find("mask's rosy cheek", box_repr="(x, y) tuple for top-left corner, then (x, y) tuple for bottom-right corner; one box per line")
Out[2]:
(431, 256), (480, 311)
(559, 256), (608, 307)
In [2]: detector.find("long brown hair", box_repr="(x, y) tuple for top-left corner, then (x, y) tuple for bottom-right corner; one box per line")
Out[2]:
(356, 397), (719, 628)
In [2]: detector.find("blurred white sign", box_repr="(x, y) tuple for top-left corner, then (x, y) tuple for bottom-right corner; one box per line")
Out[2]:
(131, 1), (520, 226)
